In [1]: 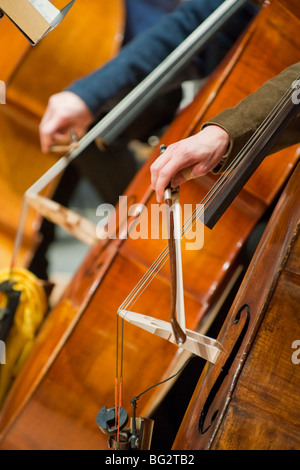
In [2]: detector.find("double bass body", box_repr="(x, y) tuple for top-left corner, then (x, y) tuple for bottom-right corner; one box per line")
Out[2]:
(173, 161), (300, 450)
(0, 0), (299, 449)
(0, 0), (124, 270)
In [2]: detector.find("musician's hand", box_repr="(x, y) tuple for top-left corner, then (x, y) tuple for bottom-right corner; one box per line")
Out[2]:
(39, 91), (93, 153)
(150, 125), (230, 202)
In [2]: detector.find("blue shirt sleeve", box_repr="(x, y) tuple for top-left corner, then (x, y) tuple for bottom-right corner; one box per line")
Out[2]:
(67, 0), (257, 117)
(123, 0), (181, 43)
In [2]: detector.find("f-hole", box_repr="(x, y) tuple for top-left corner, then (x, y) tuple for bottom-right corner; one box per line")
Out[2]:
(199, 304), (251, 434)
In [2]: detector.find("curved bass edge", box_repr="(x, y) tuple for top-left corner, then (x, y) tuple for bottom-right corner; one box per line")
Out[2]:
(173, 162), (300, 450)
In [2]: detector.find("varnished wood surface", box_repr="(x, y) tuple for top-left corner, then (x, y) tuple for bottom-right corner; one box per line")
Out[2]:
(0, 0), (299, 449)
(0, 0), (125, 269)
(173, 162), (300, 450)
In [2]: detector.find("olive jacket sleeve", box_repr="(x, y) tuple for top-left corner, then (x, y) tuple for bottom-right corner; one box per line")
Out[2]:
(205, 61), (300, 173)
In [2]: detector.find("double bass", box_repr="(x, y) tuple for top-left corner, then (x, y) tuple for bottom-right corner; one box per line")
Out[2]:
(173, 157), (300, 450)
(0, 0), (124, 269)
(0, 0), (299, 450)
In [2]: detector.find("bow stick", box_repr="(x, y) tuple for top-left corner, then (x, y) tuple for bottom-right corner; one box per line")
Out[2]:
(164, 184), (186, 345)
(161, 144), (186, 345)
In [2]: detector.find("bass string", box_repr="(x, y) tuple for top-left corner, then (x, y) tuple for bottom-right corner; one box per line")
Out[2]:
(119, 82), (296, 312)
(115, 314), (124, 442)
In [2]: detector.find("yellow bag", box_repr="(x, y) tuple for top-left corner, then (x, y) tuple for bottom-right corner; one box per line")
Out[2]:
(0, 268), (47, 407)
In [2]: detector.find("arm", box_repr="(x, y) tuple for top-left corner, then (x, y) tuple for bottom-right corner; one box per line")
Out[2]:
(39, 0), (257, 152)
(207, 61), (300, 172)
(67, 0), (255, 116)
(151, 61), (300, 202)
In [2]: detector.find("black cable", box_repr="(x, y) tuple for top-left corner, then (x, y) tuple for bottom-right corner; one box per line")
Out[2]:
(131, 353), (195, 406)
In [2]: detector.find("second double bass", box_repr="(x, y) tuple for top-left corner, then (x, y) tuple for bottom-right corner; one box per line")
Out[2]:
(0, 0), (299, 450)
(0, 0), (124, 270)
